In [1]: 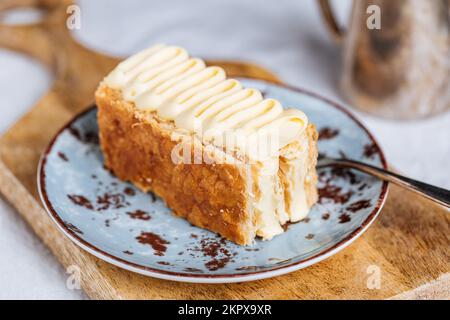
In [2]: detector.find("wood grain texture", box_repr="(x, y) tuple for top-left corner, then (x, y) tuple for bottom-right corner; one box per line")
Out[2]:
(0, 0), (448, 299)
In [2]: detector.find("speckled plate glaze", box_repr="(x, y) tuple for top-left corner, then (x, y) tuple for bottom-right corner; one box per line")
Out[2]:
(38, 79), (388, 283)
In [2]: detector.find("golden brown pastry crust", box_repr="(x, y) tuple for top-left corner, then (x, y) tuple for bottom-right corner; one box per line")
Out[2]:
(96, 85), (255, 245)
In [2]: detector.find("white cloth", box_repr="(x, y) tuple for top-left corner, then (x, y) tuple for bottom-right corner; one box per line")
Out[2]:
(0, 0), (448, 299)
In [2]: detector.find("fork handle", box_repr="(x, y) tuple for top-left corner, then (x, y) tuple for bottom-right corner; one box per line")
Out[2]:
(325, 159), (450, 208)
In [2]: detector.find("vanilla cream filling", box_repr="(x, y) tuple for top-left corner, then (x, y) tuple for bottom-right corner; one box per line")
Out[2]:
(253, 159), (285, 239)
(104, 44), (313, 241)
(279, 134), (311, 222)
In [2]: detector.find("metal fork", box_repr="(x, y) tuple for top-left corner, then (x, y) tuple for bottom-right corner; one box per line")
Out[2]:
(318, 157), (450, 208)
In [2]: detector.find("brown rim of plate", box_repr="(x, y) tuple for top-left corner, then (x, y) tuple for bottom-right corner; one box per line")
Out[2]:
(38, 80), (389, 280)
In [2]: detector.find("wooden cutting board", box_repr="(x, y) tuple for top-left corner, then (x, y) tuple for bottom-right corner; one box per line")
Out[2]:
(0, 0), (448, 300)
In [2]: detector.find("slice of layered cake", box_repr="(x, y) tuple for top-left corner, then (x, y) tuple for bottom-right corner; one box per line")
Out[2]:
(96, 44), (318, 245)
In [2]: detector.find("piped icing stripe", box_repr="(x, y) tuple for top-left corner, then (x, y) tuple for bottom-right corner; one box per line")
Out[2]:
(104, 44), (308, 158)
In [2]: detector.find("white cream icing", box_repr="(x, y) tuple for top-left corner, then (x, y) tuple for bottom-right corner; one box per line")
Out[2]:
(104, 44), (308, 159)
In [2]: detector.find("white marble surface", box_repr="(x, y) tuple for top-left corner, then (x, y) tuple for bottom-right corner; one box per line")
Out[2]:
(0, 0), (448, 299)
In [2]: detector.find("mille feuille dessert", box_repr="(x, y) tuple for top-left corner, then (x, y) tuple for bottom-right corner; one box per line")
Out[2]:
(96, 44), (318, 245)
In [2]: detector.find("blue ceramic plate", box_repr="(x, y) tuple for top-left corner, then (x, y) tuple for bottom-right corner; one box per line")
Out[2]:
(38, 79), (388, 283)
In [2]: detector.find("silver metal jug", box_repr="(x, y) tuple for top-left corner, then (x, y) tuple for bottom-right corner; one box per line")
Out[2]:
(318, 0), (450, 119)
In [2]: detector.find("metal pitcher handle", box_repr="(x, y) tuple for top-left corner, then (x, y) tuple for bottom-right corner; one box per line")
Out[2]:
(317, 0), (345, 43)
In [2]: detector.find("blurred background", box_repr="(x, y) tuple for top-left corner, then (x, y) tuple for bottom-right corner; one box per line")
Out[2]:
(0, 0), (448, 298)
